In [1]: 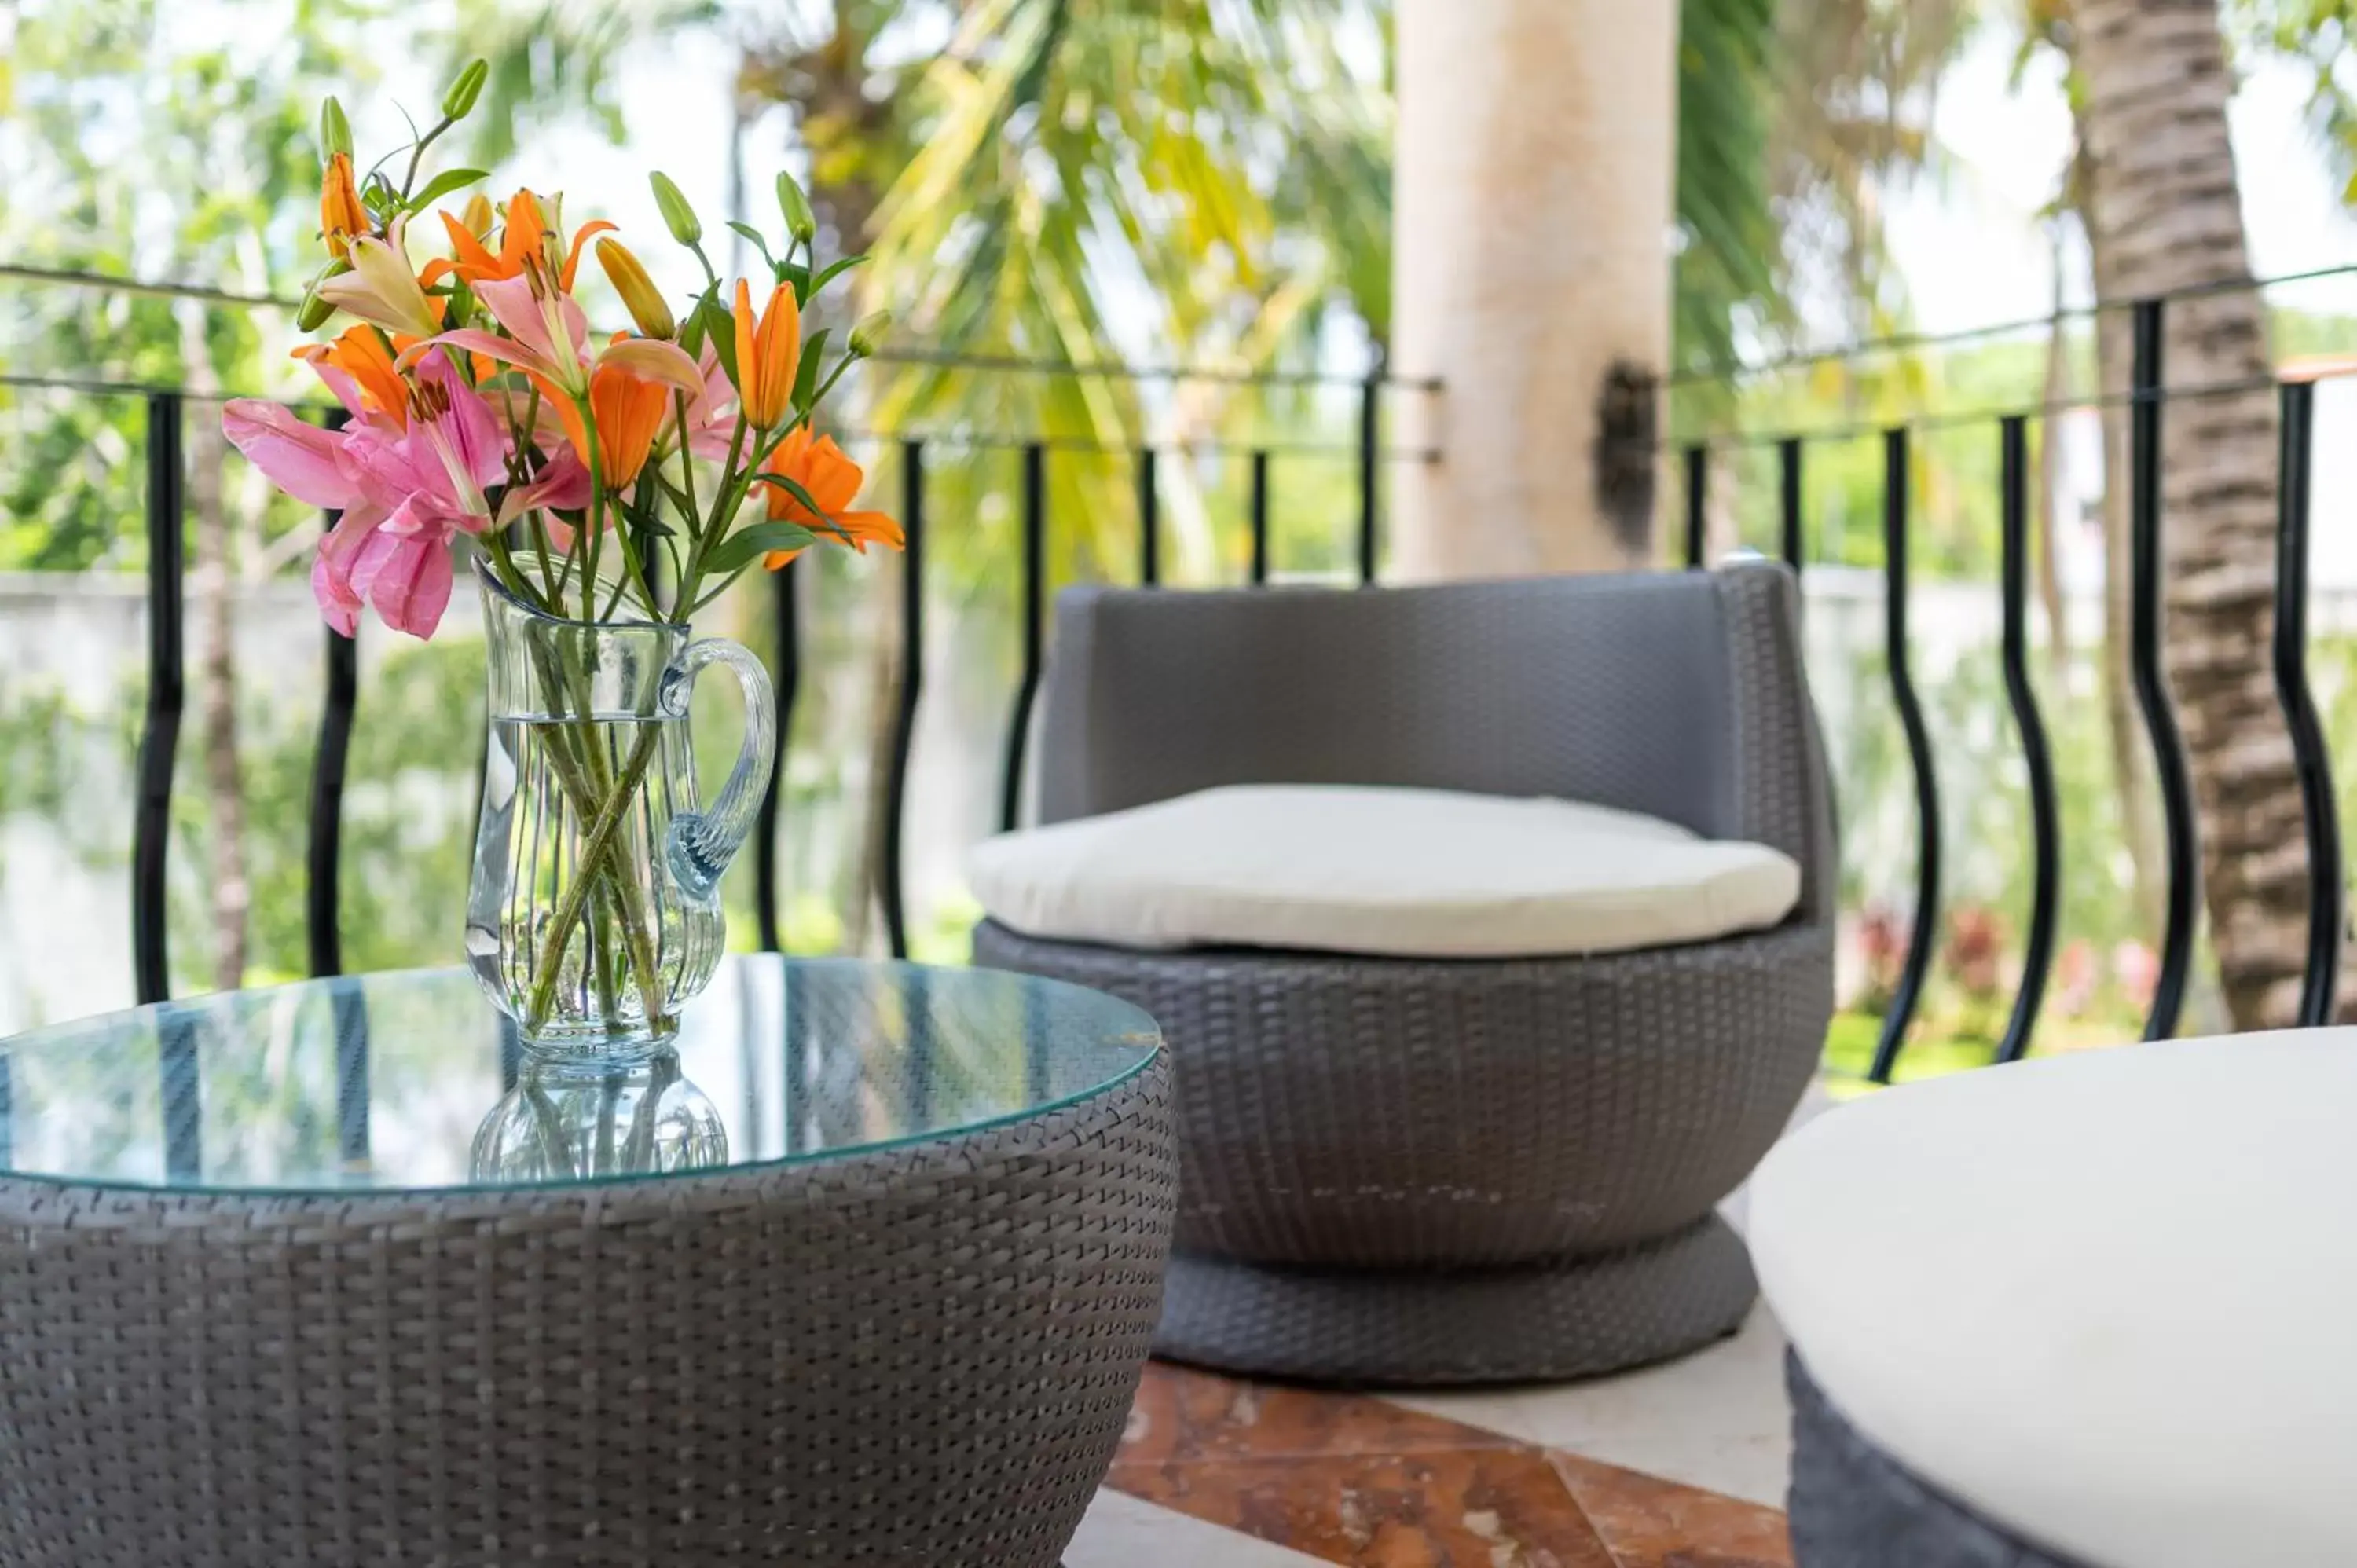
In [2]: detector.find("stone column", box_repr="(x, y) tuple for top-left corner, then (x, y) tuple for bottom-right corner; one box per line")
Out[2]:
(1390, 0), (1678, 580)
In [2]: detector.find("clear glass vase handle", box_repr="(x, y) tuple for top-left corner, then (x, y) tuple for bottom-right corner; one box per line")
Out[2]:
(659, 636), (776, 903)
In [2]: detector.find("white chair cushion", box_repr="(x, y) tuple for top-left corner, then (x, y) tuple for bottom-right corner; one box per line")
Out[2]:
(967, 783), (1800, 959)
(1749, 1033), (2357, 1568)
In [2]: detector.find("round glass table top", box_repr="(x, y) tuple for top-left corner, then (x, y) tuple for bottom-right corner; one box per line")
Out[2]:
(0, 958), (1160, 1196)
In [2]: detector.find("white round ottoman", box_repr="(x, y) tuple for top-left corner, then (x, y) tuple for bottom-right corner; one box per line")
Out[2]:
(1749, 1033), (2357, 1568)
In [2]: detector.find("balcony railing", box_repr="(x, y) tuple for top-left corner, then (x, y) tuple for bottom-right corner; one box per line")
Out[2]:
(6, 262), (2357, 1086)
(0, 265), (1439, 1022)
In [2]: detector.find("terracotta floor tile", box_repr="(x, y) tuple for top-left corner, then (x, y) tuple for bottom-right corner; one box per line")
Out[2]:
(1106, 1445), (1618, 1567)
(1548, 1450), (1793, 1568)
(1121, 1361), (1524, 1467)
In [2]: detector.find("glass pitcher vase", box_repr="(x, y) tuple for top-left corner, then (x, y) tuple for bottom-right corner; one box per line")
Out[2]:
(465, 559), (774, 1062)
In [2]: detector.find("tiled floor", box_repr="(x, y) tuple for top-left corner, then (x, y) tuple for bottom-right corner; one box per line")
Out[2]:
(1062, 1085), (1835, 1565)
(1065, 1310), (1796, 1566)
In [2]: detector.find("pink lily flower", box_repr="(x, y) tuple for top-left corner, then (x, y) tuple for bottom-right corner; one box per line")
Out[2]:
(222, 401), (366, 510)
(316, 358), (514, 641)
(496, 445), (595, 550)
(225, 398), (396, 637)
(345, 514), (458, 640)
(407, 269), (702, 405)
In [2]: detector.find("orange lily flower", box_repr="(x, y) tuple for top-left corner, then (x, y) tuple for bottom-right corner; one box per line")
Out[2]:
(320, 152), (368, 261)
(294, 325), (410, 429)
(757, 426), (903, 566)
(544, 342), (671, 489)
(425, 189), (612, 293)
(732, 279), (801, 430)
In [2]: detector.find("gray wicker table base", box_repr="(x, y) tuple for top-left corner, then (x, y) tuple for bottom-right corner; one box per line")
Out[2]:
(0, 1053), (1175, 1568)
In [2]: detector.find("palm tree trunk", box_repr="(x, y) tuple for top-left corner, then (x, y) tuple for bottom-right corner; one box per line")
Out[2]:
(2074, 0), (2324, 1029)
(1389, 0), (1679, 575)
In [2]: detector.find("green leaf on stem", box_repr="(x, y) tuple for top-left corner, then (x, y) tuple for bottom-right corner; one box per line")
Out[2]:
(704, 522), (818, 574)
(406, 168), (489, 212)
(790, 328), (832, 415)
(726, 222), (777, 271)
(806, 255), (869, 299)
(678, 284), (716, 357)
(749, 473), (852, 543)
(778, 260), (811, 300)
(697, 295), (739, 383)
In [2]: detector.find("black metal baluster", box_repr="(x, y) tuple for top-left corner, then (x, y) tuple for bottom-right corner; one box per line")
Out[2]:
(1683, 444), (1707, 570)
(999, 443), (1047, 833)
(1248, 449), (1271, 585)
(1357, 372), (1380, 585)
(306, 412), (355, 978)
(330, 976), (371, 1175)
(159, 1004), (201, 1181)
(2274, 377), (2341, 1026)
(1138, 448), (1160, 587)
(1779, 437), (1804, 575)
(2129, 299), (2198, 1041)
(781, 960), (808, 1154)
(1870, 427), (1941, 1084)
(754, 559), (800, 953)
(134, 391), (185, 1006)
(879, 442), (926, 960)
(904, 966), (936, 1127)
(1024, 980), (1049, 1105)
(1996, 416), (2060, 1064)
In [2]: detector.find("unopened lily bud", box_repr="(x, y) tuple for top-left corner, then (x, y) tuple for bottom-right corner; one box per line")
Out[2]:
(458, 193), (494, 238)
(442, 59), (489, 122)
(848, 310), (892, 358)
(597, 238), (675, 339)
(297, 260), (349, 332)
(319, 97), (352, 163)
(775, 171), (816, 244)
(649, 172), (702, 247)
(319, 152), (368, 261)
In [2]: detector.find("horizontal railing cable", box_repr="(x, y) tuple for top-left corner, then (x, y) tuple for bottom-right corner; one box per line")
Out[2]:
(1670, 365), (2348, 454)
(0, 370), (1438, 460)
(2, 262), (1435, 390)
(1662, 260), (2357, 387)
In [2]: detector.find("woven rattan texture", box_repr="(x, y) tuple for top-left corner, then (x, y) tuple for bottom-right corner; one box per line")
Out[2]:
(973, 922), (1830, 1266)
(0, 1054), (1175, 1568)
(1787, 1352), (2088, 1568)
(979, 564), (1835, 1384)
(1157, 1215), (1754, 1386)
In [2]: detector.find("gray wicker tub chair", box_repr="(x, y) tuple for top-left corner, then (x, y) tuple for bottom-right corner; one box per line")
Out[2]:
(972, 562), (1835, 1387)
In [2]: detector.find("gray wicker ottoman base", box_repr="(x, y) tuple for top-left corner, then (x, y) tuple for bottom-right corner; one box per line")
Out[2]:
(974, 920), (1828, 1389)
(1787, 1353), (2087, 1568)
(1158, 1215), (1755, 1386)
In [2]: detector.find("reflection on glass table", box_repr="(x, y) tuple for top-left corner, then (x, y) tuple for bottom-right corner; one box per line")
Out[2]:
(0, 955), (1159, 1192)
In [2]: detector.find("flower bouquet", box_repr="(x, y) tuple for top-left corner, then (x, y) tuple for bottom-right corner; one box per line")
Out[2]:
(228, 64), (900, 1060)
